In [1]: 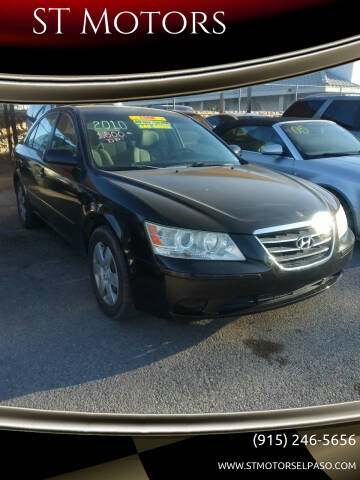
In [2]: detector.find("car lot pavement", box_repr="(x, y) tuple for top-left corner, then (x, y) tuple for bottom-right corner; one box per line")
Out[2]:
(0, 157), (359, 414)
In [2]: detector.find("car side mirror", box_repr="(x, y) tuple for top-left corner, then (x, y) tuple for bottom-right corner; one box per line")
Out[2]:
(229, 144), (242, 157)
(261, 144), (283, 156)
(44, 148), (78, 166)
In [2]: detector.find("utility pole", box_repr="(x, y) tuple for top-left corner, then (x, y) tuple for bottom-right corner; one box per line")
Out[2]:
(246, 87), (252, 113)
(3, 104), (13, 160)
(220, 92), (225, 113)
(238, 88), (242, 112)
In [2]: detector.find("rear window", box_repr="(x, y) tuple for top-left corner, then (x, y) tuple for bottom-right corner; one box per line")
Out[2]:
(283, 99), (325, 117)
(322, 100), (360, 129)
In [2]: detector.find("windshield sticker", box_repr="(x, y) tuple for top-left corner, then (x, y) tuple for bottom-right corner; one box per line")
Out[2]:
(92, 120), (128, 130)
(289, 125), (310, 135)
(129, 115), (172, 129)
(96, 130), (127, 143)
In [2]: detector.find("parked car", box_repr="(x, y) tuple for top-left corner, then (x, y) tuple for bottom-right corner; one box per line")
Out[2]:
(206, 113), (239, 128)
(14, 106), (354, 320)
(151, 104), (194, 112)
(282, 95), (360, 139)
(178, 111), (212, 129)
(26, 104), (55, 129)
(215, 117), (360, 238)
(207, 113), (263, 129)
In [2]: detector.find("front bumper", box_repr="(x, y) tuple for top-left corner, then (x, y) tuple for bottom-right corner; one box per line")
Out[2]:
(131, 229), (355, 318)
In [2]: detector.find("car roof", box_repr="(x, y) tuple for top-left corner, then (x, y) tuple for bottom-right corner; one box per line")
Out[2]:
(53, 104), (184, 118)
(207, 113), (238, 118)
(214, 116), (283, 132)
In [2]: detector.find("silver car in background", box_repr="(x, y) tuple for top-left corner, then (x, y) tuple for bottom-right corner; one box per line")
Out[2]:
(215, 118), (360, 239)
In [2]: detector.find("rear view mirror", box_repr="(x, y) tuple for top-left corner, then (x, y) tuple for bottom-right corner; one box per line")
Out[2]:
(229, 144), (242, 157)
(261, 144), (283, 156)
(44, 149), (78, 166)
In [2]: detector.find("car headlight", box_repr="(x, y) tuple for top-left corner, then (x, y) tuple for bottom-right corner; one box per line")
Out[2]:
(335, 205), (348, 239)
(145, 222), (245, 261)
(311, 211), (333, 235)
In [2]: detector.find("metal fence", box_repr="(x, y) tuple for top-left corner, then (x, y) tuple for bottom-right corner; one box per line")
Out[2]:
(155, 83), (360, 115)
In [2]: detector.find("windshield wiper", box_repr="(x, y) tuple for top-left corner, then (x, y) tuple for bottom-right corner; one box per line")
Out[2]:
(310, 151), (360, 158)
(339, 151), (360, 156)
(181, 161), (245, 167)
(106, 164), (159, 171)
(188, 162), (230, 167)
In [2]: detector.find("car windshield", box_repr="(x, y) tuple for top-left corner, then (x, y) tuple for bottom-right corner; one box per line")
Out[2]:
(80, 110), (239, 170)
(280, 121), (360, 159)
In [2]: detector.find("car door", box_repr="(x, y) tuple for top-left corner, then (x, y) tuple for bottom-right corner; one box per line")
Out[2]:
(16, 112), (58, 220)
(41, 112), (86, 245)
(221, 124), (295, 174)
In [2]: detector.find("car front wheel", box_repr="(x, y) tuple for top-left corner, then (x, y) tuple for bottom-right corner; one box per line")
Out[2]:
(88, 226), (134, 319)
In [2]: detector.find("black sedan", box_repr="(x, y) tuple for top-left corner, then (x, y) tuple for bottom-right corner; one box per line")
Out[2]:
(14, 106), (354, 319)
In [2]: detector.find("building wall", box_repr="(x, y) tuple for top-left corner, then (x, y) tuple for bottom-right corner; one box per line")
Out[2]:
(184, 95), (296, 112)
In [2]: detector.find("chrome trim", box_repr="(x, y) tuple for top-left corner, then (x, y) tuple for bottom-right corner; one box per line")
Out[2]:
(0, 29), (359, 438)
(1, 35), (360, 102)
(254, 220), (335, 271)
(277, 246), (329, 262)
(314, 237), (332, 247)
(261, 233), (321, 244)
(0, 402), (360, 435)
(254, 220), (315, 235)
(270, 246), (306, 253)
(265, 237), (331, 254)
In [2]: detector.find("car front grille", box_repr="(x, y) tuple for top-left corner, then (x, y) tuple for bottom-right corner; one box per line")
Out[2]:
(255, 223), (334, 270)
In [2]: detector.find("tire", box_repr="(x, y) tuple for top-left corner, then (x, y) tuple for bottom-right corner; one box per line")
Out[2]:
(15, 181), (42, 228)
(88, 225), (134, 319)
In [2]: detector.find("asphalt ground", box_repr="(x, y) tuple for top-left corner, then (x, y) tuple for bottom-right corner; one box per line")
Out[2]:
(0, 157), (359, 414)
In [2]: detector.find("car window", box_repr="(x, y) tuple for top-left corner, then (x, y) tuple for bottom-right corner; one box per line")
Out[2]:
(206, 116), (221, 128)
(221, 125), (283, 152)
(283, 99), (325, 117)
(31, 113), (58, 153)
(322, 100), (360, 129)
(280, 121), (360, 159)
(81, 111), (239, 170)
(51, 113), (78, 155)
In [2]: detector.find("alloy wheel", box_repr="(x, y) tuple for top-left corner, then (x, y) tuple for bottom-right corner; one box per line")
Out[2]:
(92, 241), (120, 305)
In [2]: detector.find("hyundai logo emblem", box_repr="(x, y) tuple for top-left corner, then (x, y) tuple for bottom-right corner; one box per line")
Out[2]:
(296, 236), (314, 249)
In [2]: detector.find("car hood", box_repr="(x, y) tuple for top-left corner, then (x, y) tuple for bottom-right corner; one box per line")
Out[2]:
(108, 164), (330, 233)
(311, 155), (360, 170)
